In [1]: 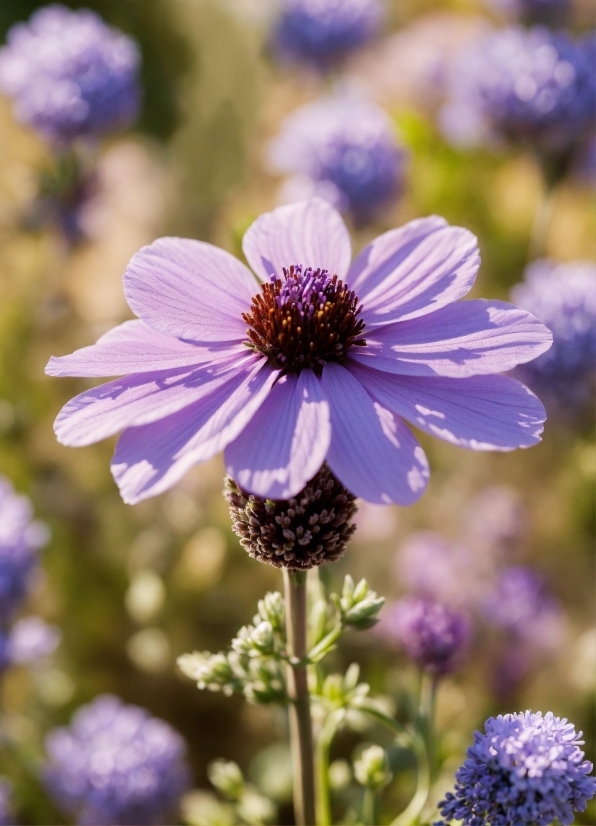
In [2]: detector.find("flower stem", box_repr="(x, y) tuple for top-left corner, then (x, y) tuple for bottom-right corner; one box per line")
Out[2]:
(284, 568), (316, 826)
(316, 710), (343, 826)
(362, 787), (376, 826)
(528, 180), (557, 261)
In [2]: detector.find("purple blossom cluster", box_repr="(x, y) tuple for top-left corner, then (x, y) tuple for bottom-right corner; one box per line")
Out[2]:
(271, 0), (384, 70)
(441, 26), (596, 176)
(436, 711), (596, 825)
(512, 258), (596, 423)
(379, 596), (471, 676)
(269, 96), (407, 224)
(46, 199), (551, 506)
(44, 694), (190, 825)
(0, 4), (141, 145)
(0, 475), (47, 624)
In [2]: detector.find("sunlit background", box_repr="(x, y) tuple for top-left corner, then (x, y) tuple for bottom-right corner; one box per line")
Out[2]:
(0, 0), (594, 823)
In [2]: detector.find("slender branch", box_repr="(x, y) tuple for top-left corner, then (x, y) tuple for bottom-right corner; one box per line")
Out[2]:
(315, 710), (344, 826)
(389, 731), (431, 826)
(528, 180), (557, 261)
(362, 787), (377, 826)
(284, 569), (316, 826)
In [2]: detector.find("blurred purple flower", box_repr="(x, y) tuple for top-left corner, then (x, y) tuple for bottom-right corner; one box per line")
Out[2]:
(436, 711), (596, 825)
(0, 779), (15, 826)
(7, 616), (60, 665)
(272, 0), (383, 70)
(0, 475), (48, 623)
(46, 199), (551, 505)
(0, 4), (141, 146)
(44, 694), (190, 825)
(379, 596), (471, 676)
(512, 258), (596, 424)
(462, 485), (526, 554)
(486, 0), (570, 27)
(268, 95), (407, 224)
(441, 26), (596, 179)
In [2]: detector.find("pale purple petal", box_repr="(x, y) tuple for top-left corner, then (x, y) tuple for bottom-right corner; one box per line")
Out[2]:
(53, 353), (262, 447)
(123, 237), (257, 342)
(242, 198), (352, 281)
(224, 369), (330, 499)
(321, 362), (429, 505)
(349, 363), (546, 450)
(347, 217), (479, 326)
(111, 362), (279, 504)
(351, 299), (553, 377)
(46, 320), (245, 377)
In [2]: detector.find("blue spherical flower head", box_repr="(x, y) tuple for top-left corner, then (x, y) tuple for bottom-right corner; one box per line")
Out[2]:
(269, 96), (407, 225)
(0, 475), (48, 624)
(272, 0), (384, 70)
(0, 4), (141, 146)
(436, 711), (596, 825)
(512, 259), (596, 425)
(441, 26), (596, 183)
(44, 694), (190, 825)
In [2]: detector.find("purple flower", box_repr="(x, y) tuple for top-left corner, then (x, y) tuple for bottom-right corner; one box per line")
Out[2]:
(7, 616), (61, 665)
(436, 711), (596, 825)
(379, 596), (471, 675)
(268, 95), (407, 224)
(441, 26), (596, 176)
(512, 258), (596, 423)
(0, 779), (15, 826)
(0, 475), (48, 623)
(46, 199), (551, 505)
(272, 0), (383, 70)
(44, 694), (190, 825)
(0, 5), (141, 146)
(486, 0), (570, 26)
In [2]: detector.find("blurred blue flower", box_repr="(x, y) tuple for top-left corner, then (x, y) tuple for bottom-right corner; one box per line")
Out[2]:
(436, 711), (596, 825)
(378, 596), (471, 676)
(0, 4), (141, 146)
(0, 779), (15, 826)
(268, 96), (406, 224)
(486, 0), (570, 27)
(7, 616), (60, 665)
(272, 0), (383, 70)
(0, 475), (48, 624)
(512, 259), (596, 423)
(441, 26), (596, 180)
(44, 694), (191, 825)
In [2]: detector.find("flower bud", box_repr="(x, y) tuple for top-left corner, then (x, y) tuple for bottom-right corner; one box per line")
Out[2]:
(208, 760), (244, 801)
(256, 592), (285, 631)
(354, 745), (393, 791)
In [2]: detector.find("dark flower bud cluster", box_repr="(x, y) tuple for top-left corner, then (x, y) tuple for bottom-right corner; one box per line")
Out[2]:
(225, 464), (357, 570)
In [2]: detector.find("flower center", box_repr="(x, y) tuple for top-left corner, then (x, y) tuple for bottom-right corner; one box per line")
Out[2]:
(243, 265), (366, 374)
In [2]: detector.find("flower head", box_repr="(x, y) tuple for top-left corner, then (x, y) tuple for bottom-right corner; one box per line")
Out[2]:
(226, 463), (357, 569)
(46, 199), (551, 506)
(44, 694), (190, 825)
(272, 0), (383, 70)
(512, 258), (596, 423)
(0, 475), (48, 624)
(378, 596), (471, 676)
(0, 4), (141, 145)
(436, 711), (596, 825)
(441, 26), (596, 175)
(269, 95), (407, 224)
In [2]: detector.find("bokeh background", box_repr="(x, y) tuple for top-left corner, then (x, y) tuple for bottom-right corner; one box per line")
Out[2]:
(0, 0), (594, 823)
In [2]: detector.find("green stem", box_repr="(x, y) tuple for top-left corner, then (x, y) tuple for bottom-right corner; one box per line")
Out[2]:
(315, 710), (344, 826)
(362, 787), (377, 826)
(284, 569), (316, 826)
(419, 672), (438, 780)
(389, 730), (431, 826)
(528, 180), (557, 261)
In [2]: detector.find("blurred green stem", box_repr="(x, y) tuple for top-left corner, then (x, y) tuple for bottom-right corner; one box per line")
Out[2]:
(362, 787), (376, 826)
(284, 569), (316, 826)
(419, 672), (437, 777)
(315, 710), (344, 826)
(528, 181), (557, 261)
(389, 731), (431, 826)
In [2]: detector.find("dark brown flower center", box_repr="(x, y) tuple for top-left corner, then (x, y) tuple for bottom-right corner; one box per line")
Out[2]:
(243, 265), (366, 374)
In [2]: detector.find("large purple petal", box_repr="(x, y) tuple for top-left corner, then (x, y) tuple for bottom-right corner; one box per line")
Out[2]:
(111, 362), (279, 504)
(242, 199), (352, 282)
(351, 300), (552, 377)
(46, 320), (245, 377)
(124, 237), (257, 342)
(321, 363), (429, 505)
(348, 363), (546, 450)
(224, 369), (330, 499)
(347, 217), (479, 327)
(54, 353), (263, 447)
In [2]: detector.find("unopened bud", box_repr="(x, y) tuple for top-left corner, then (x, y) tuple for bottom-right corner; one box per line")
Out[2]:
(354, 745), (393, 791)
(257, 591), (285, 630)
(208, 760), (244, 801)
